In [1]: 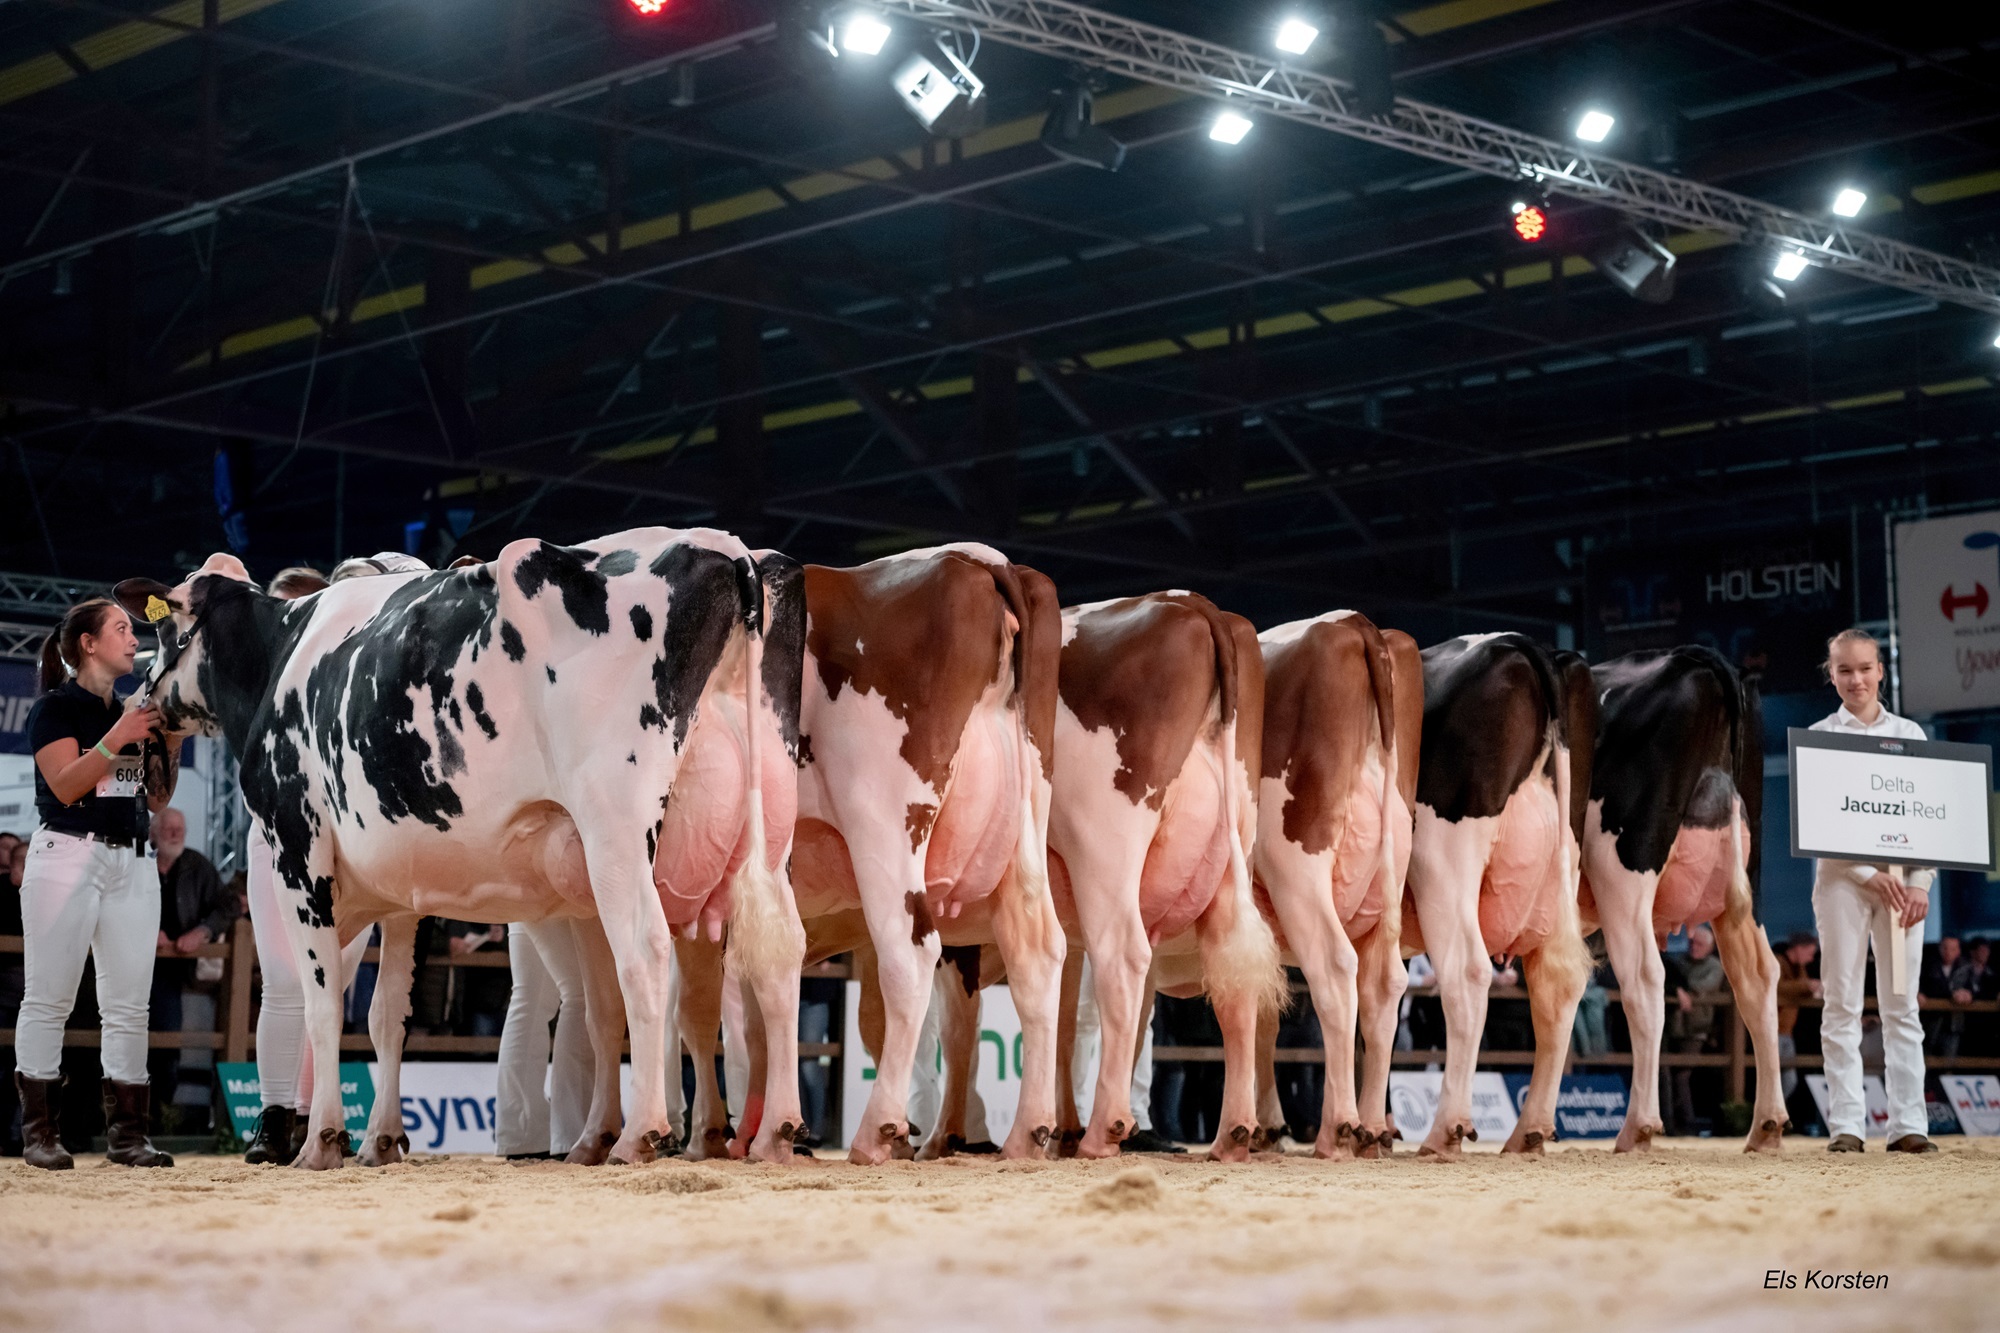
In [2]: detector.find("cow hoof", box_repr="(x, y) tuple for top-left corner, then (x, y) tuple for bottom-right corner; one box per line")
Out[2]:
(1615, 1122), (1662, 1154)
(1056, 1129), (1084, 1160)
(359, 1131), (405, 1167)
(1027, 1125), (1055, 1156)
(748, 1122), (798, 1165)
(680, 1126), (732, 1163)
(565, 1130), (617, 1167)
(609, 1130), (662, 1167)
(1250, 1124), (1288, 1153)
(1743, 1117), (1789, 1154)
(1356, 1126), (1396, 1160)
(1504, 1129), (1547, 1156)
(1206, 1125), (1254, 1164)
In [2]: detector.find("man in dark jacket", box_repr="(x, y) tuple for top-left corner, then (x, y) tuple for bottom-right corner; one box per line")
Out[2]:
(148, 808), (241, 1119)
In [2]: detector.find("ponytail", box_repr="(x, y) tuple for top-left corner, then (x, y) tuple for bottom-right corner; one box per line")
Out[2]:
(38, 597), (124, 694)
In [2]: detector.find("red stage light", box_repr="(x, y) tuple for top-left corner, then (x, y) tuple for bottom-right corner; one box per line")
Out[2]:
(629, 0), (669, 14)
(1511, 204), (1548, 242)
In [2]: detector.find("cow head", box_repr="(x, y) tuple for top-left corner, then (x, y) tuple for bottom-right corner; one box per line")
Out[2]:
(113, 553), (274, 747)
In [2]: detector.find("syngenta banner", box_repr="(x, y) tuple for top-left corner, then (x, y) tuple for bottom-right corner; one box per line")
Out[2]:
(1895, 510), (2000, 715)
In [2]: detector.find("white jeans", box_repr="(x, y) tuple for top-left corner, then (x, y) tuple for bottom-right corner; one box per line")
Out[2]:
(246, 825), (305, 1111)
(15, 830), (160, 1084)
(1814, 868), (1927, 1141)
(494, 920), (593, 1156)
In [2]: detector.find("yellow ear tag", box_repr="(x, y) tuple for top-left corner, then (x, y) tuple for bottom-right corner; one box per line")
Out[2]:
(145, 596), (172, 623)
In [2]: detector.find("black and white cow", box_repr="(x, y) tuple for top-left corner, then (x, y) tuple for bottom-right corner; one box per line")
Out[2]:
(1580, 646), (1785, 1152)
(1406, 634), (1595, 1157)
(115, 529), (806, 1168)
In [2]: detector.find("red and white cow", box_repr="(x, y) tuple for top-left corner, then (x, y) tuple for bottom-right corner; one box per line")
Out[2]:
(116, 529), (806, 1168)
(1050, 592), (1281, 1161)
(1252, 611), (1422, 1157)
(1405, 634), (1595, 1157)
(682, 544), (1064, 1164)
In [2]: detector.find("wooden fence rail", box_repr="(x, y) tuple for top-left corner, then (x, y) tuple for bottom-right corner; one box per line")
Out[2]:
(4, 930), (1998, 1110)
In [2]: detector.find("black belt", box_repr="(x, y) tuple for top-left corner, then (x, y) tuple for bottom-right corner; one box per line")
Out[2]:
(49, 829), (137, 850)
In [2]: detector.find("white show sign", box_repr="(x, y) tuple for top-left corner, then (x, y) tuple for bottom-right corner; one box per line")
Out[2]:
(1940, 1074), (2000, 1137)
(1386, 1071), (1519, 1144)
(1894, 510), (2000, 716)
(1789, 728), (1994, 872)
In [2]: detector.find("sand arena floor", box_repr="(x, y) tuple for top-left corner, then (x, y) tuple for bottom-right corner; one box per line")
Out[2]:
(1, 1138), (1995, 1331)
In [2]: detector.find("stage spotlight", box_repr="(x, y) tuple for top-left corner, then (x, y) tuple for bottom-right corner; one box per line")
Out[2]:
(891, 34), (986, 137)
(1574, 108), (1615, 143)
(1041, 83), (1126, 171)
(1991, 328), (2000, 349)
(841, 11), (891, 55)
(1592, 227), (1676, 303)
(1831, 187), (1867, 218)
(1771, 249), (1809, 282)
(1510, 200), (1548, 243)
(1276, 17), (1320, 55)
(628, 0), (669, 14)
(1210, 109), (1254, 144)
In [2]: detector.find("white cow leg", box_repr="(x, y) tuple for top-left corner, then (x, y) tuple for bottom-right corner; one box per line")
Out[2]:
(1252, 1006), (1286, 1149)
(848, 832), (942, 1166)
(1504, 934), (1589, 1154)
(595, 870), (674, 1166)
(921, 967), (981, 1160)
(1712, 812), (1787, 1153)
(1408, 808), (1498, 1160)
(673, 935), (731, 1160)
(990, 862), (1067, 1159)
(277, 858), (348, 1171)
(1588, 842), (1667, 1152)
(725, 959), (765, 1159)
(1353, 921), (1409, 1158)
(1196, 895), (1277, 1163)
(743, 945), (806, 1164)
(562, 916), (626, 1164)
(1259, 841), (1360, 1158)
(357, 915), (417, 1166)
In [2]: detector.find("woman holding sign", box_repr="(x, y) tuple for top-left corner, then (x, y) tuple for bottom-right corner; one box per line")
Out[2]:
(14, 598), (178, 1170)
(1811, 628), (1937, 1154)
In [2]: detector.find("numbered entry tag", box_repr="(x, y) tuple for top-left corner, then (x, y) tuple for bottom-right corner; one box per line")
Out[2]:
(96, 752), (143, 800)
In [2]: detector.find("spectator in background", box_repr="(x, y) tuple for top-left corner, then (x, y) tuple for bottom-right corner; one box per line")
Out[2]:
(1664, 924), (1727, 1134)
(1572, 957), (1614, 1059)
(149, 808), (240, 1124)
(414, 920), (509, 1037)
(1922, 936), (1977, 1058)
(1, 836), (26, 1156)
(1776, 933), (1822, 1103)
(1966, 940), (1999, 1060)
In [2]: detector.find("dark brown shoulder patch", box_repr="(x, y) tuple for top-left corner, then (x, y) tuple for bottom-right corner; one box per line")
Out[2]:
(905, 801), (938, 851)
(905, 890), (936, 945)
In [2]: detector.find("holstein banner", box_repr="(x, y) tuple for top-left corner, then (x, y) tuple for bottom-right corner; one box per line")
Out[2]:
(1588, 526), (1849, 692)
(1895, 509), (2000, 716)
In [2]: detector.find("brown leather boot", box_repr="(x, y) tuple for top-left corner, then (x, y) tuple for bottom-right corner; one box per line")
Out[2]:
(100, 1080), (174, 1167)
(16, 1073), (73, 1171)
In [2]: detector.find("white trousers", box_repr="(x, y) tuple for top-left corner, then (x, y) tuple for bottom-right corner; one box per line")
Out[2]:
(1069, 958), (1155, 1132)
(247, 826), (305, 1110)
(15, 830), (160, 1084)
(494, 920), (593, 1157)
(909, 970), (992, 1150)
(1813, 870), (1927, 1141)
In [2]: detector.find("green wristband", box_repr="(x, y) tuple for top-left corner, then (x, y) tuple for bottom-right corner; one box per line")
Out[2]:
(93, 740), (115, 761)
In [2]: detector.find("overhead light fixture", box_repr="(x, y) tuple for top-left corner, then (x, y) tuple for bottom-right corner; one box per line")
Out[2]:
(891, 34), (985, 137)
(1040, 83), (1126, 171)
(1592, 227), (1677, 303)
(840, 11), (891, 55)
(1771, 250), (1809, 282)
(1510, 199), (1548, 243)
(1275, 18), (1320, 55)
(1574, 109), (1615, 143)
(1831, 187), (1868, 218)
(628, 0), (670, 14)
(1210, 109), (1254, 144)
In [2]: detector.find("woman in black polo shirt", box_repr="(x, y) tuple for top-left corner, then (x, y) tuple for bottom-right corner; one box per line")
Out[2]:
(15, 597), (177, 1170)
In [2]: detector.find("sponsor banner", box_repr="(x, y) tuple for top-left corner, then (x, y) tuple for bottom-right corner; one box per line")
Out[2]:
(0, 660), (38, 758)
(1587, 527), (1850, 693)
(1388, 1071), (1518, 1144)
(841, 979), (1022, 1150)
(1941, 1074), (2000, 1137)
(1894, 510), (2000, 716)
(1501, 1072), (1627, 1140)
(1789, 729), (1995, 872)
(1805, 1073), (1890, 1136)
(217, 1061), (374, 1141)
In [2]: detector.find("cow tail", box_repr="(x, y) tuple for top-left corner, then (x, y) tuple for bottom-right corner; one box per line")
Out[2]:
(1725, 657), (1764, 919)
(1528, 642), (1592, 993)
(726, 554), (804, 978)
(1356, 616), (1400, 919)
(989, 563), (1059, 924)
(1195, 600), (1283, 1020)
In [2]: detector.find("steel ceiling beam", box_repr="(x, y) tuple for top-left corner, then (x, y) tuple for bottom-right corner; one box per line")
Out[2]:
(876, 0), (2000, 315)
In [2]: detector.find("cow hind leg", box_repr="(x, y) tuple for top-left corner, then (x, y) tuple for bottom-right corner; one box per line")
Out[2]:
(921, 967), (981, 1160)
(1259, 843), (1360, 1159)
(1353, 919), (1408, 1157)
(1253, 1006), (1286, 1150)
(1503, 931), (1590, 1155)
(357, 915), (417, 1166)
(1589, 852), (1667, 1152)
(988, 862), (1066, 1160)
(561, 916), (627, 1164)
(1713, 808), (1787, 1153)
(673, 936), (732, 1161)
(847, 834), (942, 1166)
(1053, 945), (1085, 1155)
(1407, 810), (1497, 1160)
